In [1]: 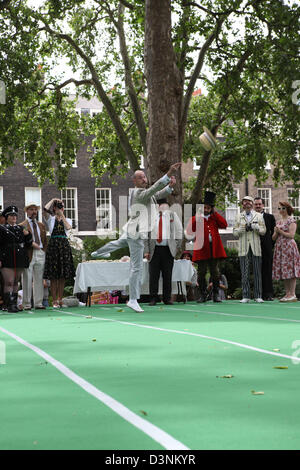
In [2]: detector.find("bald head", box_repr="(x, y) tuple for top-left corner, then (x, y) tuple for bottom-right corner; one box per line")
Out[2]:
(133, 170), (148, 188)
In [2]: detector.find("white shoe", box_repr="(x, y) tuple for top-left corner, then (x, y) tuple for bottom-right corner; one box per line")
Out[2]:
(255, 298), (264, 303)
(240, 298), (250, 303)
(282, 296), (298, 303)
(91, 251), (111, 259)
(127, 300), (144, 313)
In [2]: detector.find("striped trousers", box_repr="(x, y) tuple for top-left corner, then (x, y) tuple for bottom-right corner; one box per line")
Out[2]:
(239, 247), (262, 299)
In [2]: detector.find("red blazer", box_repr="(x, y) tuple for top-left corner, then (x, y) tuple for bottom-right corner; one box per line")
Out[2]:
(185, 211), (227, 261)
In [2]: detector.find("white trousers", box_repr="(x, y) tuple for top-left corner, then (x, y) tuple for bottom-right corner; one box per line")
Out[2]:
(95, 234), (144, 301)
(22, 249), (46, 308)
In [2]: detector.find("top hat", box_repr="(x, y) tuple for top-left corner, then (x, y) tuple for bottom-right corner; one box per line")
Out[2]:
(24, 202), (41, 211)
(202, 191), (216, 206)
(180, 251), (192, 260)
(199, 127), (217, 151)
(157, 198), (168, 206)
(2, 205), (18, 218)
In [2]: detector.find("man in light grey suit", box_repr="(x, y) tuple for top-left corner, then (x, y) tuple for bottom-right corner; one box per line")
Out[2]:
(91, 162), (182, 312)
(144, 199), (183, 305)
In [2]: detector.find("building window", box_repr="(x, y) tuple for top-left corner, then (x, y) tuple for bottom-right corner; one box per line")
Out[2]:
(139, 155), (145, 169)
(225, 189), (240, 227)
(257, 188), (272, 213)
(193, 157), (200, 170)
(59, 148), (77, 168)
(95, 188), (112, 231)
(61, 188), (78, 229)
(287, 188), (300, 211)
(25, 187), (42, 221)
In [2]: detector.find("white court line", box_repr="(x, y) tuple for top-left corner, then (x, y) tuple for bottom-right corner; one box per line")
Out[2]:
(0, 325), (189, 451)
(61, 310), (300, 364)
(166, 306), (300, 324)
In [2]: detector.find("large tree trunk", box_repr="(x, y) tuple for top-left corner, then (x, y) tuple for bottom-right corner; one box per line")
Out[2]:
(144, 0), (183, 204)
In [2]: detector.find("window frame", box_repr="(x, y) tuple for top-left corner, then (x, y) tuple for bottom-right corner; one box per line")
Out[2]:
(95, 188), (112, 232)
(61, 187), (78, 231)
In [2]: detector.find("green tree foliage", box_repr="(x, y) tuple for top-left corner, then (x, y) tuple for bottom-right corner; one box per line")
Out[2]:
(0, 0), (299, 199)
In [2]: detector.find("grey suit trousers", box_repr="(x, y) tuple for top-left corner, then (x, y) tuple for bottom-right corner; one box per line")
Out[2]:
(95, 233), (145, 301)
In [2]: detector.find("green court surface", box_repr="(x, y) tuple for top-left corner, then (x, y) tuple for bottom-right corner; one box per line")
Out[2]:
(1, 300), (300, 450)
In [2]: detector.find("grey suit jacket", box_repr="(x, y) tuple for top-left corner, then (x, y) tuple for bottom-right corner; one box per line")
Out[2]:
(144, 210), (183, 261)
(123, 175), (173, 239)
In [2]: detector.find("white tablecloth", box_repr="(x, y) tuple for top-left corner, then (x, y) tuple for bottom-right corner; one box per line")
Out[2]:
(73, 259), (194, 294)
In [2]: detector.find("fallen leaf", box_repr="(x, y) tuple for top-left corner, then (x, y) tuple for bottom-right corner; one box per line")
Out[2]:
(216, 374), (234, 379)
(140, 410), (148, 416)
(117, 308), (124, 312)
(272, 349), (280, 352)
(92, 338), (97, 342)
(85, 315), (92, 319)
(273, 366), (288, 369)
(251, 390), (264, 395)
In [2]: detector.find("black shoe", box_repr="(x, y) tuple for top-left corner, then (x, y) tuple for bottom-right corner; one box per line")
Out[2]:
(264, 296), (274, 301)
(197, 296), (206, 303)
(164, 301), (174, 305)
(149, 300), (157, 306)
(213, 295), (222, 303)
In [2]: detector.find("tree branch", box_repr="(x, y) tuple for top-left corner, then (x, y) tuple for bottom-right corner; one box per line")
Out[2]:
(40, 18), (140, 171)
(117, 3), (148, 157)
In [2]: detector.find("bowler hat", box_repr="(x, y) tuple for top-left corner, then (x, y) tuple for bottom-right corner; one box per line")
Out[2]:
(199, 127), (217, 151)
(2, 205), (18, 218)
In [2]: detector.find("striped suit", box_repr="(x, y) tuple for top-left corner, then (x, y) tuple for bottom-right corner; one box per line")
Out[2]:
(233, 210), (266, 299)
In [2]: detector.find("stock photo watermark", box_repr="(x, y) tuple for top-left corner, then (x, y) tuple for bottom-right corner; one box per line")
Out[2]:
(0, 340), (6, 365)
(0, 80), (6, 105)
(291, 340), (300, 365)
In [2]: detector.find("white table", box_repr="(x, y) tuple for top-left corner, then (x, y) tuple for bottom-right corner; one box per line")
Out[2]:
(73, 259), (194, 301)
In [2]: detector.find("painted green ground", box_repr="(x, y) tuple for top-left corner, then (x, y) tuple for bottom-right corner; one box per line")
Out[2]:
(1, 300), (300, 450)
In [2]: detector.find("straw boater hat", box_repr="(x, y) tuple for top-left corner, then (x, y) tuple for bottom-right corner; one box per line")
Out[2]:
(242, 196), (254, 204)
(199, 127), (217, 151)
(24, 202), (41, 211)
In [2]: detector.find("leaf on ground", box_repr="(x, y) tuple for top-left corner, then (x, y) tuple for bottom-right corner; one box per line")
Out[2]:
(216, 374), (234, 379)
(251, 390), (264, 395)
(273, 366), (288, 369)
(117, 308), (124, 312)
(272, 349), (280, 352)
(140, 410), (148, 416)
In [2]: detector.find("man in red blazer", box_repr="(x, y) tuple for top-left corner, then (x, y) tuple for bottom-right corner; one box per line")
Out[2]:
(185, 191), (227, 303)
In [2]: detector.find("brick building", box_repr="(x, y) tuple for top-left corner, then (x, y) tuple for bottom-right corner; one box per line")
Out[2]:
(0, 94), (298, 246)
(182, 158), (300, 250)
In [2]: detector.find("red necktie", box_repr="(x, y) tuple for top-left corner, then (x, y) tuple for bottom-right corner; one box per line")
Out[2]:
(157, 212), (163, 243)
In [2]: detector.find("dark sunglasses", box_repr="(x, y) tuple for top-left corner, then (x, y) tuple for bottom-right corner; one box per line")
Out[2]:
(278, 207), (286, 210)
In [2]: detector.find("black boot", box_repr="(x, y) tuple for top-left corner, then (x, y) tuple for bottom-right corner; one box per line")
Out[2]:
(2, 293), (10, 312)
(197, 295), (206, 303)
(8, 293), (19, 313)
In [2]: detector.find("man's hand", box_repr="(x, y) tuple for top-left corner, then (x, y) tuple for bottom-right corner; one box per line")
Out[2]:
(144, 253), (151, 261)
(167, 162), (182, 177)
(169, 176), (176, 187)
